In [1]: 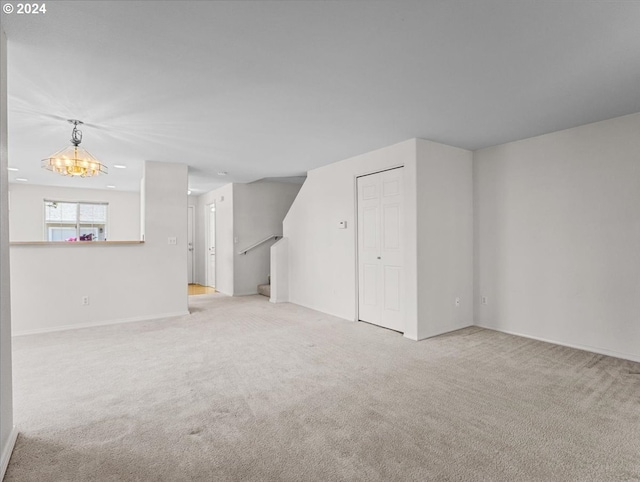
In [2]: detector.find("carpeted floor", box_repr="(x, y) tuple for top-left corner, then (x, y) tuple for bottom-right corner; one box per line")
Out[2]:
(6, 294), (640, 481)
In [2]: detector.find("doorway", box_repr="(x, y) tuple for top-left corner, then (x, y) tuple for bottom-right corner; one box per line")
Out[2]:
(206, 203), (216, 288)
(357, 167), (404, 332)
(188, 205), (195, 284)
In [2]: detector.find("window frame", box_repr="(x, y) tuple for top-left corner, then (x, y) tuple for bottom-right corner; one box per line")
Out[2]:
(43, 200), (109, 242)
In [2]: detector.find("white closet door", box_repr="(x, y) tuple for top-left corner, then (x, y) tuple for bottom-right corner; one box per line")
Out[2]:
(357, 167), (404, 332)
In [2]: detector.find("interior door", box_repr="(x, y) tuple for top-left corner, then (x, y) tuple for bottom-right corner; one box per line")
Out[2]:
(357, 167), (404, 332)
(207, 203), (216, 288)
(187, 205), (195, 283)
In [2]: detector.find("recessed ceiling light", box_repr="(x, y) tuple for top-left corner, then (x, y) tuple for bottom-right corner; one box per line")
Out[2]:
(113, 164), (127, 169)
(106, 185), (116, 189)
(217, 171), (228, 176)
(7, 167), (18, 171)
(15, 178), (28, 182)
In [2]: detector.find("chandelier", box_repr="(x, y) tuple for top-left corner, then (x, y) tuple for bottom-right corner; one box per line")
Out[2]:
(41, 119), (108, 177)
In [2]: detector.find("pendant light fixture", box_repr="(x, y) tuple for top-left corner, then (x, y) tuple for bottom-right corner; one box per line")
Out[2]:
(41, 119), (108, 177)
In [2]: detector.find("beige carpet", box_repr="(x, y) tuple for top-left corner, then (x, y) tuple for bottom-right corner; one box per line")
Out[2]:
(6, 294), (640, 481)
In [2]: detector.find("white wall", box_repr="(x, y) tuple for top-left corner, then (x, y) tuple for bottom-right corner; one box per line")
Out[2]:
(283, 139), (420, 337)
(0, 29), (17, 479)
(8, 184), (140, 242)
(195, 183), (234, 295)
(270, 237), (289, 303)
(10, 161), (189, 335)
(194, 181), (301, 296)
(416, 139), (474, 339)
(474, 113), (640, 362)
(282, 138), (473, 340)
(233, 181), (301, 295)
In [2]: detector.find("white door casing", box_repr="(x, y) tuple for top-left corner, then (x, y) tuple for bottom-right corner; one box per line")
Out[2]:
(357, 167), (404, 332)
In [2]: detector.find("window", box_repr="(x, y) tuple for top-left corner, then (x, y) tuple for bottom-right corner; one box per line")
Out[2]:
(44, 201), (108, 241)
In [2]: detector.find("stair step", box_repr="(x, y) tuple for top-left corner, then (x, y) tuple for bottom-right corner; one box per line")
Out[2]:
(257, 284), (271, 297)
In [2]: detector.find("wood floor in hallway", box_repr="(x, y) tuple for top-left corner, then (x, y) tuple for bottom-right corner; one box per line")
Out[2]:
(188, 283), (216, 295)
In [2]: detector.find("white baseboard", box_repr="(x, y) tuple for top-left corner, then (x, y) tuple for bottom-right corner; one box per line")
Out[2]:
(12, 311), (190, 337)
(287, 299), (352, 322)
(269, 297), (289, 304)
(412, 322), (474, 341)
(1, 426), (18, 480)
(475, 324), (640, 363)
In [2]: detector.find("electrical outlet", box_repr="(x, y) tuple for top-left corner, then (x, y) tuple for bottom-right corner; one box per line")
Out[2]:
(82, 296), (90, 306)
(168, 237), (177, 245)
(455, 297), (460, 307)
(482, 296), (488, 305)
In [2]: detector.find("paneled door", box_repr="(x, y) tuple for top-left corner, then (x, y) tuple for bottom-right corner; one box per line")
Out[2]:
(357, 167), (404, 332)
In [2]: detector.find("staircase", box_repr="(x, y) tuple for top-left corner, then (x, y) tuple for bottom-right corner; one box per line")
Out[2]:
(257, 275), (271, 298)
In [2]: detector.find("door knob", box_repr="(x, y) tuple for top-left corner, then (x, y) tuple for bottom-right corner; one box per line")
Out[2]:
(377, 256), (381, 259)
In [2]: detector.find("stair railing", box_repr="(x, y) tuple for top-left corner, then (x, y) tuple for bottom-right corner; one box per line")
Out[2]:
(237, 234), (281, 255)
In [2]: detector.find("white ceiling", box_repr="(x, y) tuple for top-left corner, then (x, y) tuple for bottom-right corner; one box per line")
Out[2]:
(3, 1), (640, 193)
